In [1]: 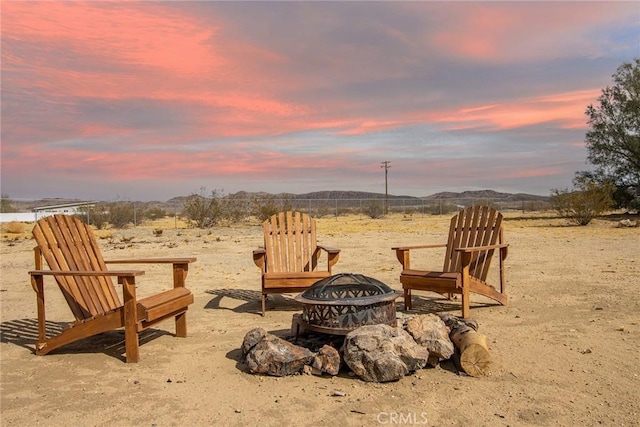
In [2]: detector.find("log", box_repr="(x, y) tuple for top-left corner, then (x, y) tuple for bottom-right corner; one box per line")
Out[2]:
(440, 314), (491, 376)
(450, 327), (491, 376)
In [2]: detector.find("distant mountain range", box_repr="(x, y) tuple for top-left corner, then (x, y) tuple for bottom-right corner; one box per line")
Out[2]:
(10, 190), (549, 212)
(421, 190), (549, 202)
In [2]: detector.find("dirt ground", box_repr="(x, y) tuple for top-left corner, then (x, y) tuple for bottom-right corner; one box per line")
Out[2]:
(1, 213), (638, 426)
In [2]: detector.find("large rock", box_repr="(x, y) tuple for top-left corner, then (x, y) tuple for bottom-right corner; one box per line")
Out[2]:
(244, 332), (314, 377)
(405, 314), (455, 364)
(241, 327), (267, 357)
(343, 324), (428, 382)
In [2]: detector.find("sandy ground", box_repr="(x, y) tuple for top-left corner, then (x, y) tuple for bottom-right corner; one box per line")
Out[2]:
(1, 213), (638, 427)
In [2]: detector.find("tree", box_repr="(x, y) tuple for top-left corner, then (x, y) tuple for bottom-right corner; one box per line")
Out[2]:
(581, 58), (640, 209)
(551, 176), (615, 226)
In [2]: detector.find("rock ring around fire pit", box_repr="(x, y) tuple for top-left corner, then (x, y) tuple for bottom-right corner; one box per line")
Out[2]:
(294, 273), (401, 335)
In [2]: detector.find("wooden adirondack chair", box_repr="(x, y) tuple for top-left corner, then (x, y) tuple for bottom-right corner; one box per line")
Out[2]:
(28, 214), (196, 362)
(253, 211), (340, 316)
(393, 206), (508, 318)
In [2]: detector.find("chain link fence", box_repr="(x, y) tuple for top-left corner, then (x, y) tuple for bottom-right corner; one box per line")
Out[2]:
(170, 197), (550, 220)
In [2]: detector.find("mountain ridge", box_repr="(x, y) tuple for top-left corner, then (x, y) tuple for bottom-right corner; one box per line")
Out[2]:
(9, 190), (549, 211)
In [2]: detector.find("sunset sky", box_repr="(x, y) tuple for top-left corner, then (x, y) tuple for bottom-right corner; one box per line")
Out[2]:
(2, 1), (639, 201)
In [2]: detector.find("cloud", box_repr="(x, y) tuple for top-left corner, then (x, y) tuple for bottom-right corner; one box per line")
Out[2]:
(1, 1), (637, 200)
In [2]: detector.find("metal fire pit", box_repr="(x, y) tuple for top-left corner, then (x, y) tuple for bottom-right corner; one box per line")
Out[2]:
(294, 273), (401, 335)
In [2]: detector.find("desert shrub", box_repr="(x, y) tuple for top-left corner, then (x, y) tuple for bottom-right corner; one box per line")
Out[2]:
(364, 200), (384, 219)
(2, 221), (25, 234)
(144, 207), (166, 221)
(0, 195), (18, 213)
(250, 195), (292, 222)
(183, 188), (222, 228)
(79, 205), (109, 229)
(106, 201), (135, 228)
(551, 178), (615, 225)
(219, 193), (250, 222)
(314, 202), (334, 218)
(76, 201), (135, 229)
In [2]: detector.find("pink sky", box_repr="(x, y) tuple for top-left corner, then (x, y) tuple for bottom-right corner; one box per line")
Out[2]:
(1, 1), (638, 200)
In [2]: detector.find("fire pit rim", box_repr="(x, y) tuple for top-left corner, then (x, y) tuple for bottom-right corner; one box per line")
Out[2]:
(294, 292), (400, 306)
(294, 273), (401, 306)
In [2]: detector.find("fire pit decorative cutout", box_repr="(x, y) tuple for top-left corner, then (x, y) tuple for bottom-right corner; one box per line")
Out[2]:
(294, 273), (401, 335)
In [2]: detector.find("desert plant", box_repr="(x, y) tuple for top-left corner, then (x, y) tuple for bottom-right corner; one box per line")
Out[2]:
(364, 200), (384, 219)
(76, 204), (109, 229)
(250, 194), (292, 222)
(551, 177), (615, 225)
(579, 59), (640, 210)
(2, 221), (25, 234)
(106, 201), (135, 228)
(219, 193), (250, 222)
(183, 187), (222, 228)
(144, 207), (167, 221)
(0, 195), (18, 213)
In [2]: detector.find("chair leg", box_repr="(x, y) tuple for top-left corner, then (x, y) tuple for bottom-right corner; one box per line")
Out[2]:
(122, 277), (140, 363)
(175, 312), (187, 337)
(461, 285), (470, 319)
(404, 288), (412, 310)
(124, 330), (139, 363)
(461, 253), (471, 319)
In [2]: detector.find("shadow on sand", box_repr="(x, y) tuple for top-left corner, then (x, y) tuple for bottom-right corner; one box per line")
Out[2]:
(204, 288), (302, 316)
(0, 318), (170, 362)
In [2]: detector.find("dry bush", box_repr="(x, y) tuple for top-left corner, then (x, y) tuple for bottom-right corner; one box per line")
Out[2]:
(2, 222), (26, 234)
(94, 230), (114, 240)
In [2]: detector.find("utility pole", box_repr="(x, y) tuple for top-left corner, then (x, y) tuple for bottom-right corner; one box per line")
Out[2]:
(381, 161), (391, 215)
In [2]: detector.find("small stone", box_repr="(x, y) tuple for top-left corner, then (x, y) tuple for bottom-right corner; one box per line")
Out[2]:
(311, 345), (341, 376)
(332, 391), (346, 397)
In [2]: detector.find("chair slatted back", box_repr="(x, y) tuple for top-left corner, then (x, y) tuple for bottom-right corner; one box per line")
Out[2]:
(263, 211), (318, 273)
(443, 206), (503, 281)
(32, 215), (121, 321)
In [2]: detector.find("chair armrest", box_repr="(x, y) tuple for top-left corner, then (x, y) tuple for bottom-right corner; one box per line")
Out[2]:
(29, 270), (144, 277)
(317, 245), (340, 254)
(28, 270), (144, 295)
(393, 244), (446, 268)
(456, 243), (509, 269)
(105, 257), (196, 264)
(454, 243), (509, 253)
(253, 248), (266, 270)
(392, 244), (447, 251)
(316, 245), (340, 270)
